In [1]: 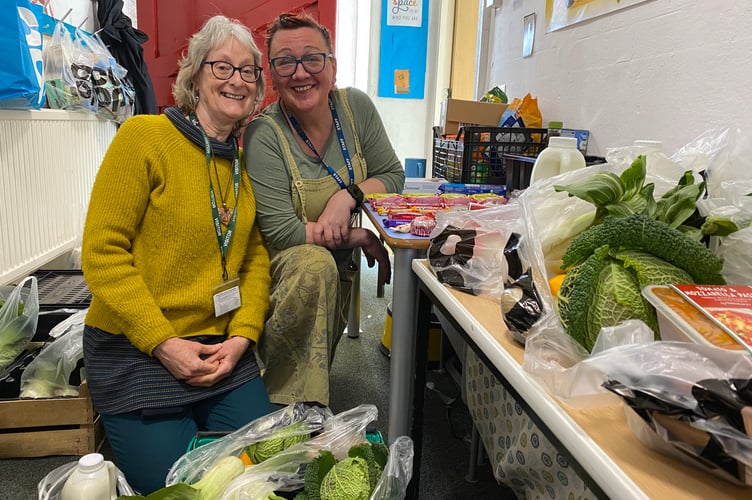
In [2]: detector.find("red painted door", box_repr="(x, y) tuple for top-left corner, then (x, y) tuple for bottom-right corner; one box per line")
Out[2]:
(135, 0), (336, 113)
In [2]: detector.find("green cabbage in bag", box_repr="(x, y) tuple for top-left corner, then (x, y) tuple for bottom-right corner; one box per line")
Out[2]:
(0, 276), (39, 371)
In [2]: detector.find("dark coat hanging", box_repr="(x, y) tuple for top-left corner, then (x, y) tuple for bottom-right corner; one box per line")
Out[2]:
(97, 0), (157, 115)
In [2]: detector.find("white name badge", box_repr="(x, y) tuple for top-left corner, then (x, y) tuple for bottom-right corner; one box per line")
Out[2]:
(212, 276), (241, 316)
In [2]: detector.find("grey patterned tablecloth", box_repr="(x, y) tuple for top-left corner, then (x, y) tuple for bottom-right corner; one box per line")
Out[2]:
(464, 348), (595, 500)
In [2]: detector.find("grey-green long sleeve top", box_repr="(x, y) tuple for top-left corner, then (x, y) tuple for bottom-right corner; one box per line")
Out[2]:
(243, 87), (404, 251)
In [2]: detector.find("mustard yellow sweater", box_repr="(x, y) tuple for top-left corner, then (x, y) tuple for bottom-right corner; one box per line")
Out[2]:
(82, 114), (271, 355)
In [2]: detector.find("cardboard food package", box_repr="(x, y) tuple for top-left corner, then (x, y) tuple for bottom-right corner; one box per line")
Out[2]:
(440, 98), (508, 136)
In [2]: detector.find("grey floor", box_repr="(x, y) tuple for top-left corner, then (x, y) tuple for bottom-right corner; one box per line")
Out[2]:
(0, 247), (512, 499)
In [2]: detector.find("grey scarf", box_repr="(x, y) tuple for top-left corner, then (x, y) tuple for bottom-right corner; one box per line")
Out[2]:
(164, 106), (236, 160)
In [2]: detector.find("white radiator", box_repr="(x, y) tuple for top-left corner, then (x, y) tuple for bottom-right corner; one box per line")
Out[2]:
(0, 109), (116, 285)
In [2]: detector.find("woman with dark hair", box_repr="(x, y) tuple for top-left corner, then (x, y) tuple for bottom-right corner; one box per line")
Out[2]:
(244, 13), (404, 408)
(81, 15), (271, 494)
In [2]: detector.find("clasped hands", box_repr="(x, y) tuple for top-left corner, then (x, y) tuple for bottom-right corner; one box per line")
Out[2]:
(153, 335), (250, 387)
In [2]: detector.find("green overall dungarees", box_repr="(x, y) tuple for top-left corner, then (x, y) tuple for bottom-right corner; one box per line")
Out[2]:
(258, 90), (367, 406)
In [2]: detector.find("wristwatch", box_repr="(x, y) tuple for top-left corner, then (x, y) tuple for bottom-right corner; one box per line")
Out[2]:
(345, 183), (364, 210)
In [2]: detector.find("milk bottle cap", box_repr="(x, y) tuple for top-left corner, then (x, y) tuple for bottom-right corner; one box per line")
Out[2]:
(78, 453), (105, 471)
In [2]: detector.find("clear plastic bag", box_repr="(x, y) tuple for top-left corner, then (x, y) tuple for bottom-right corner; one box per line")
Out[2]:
(427, 204), (518, 301)
(75, 29), (134, 124)
(369, 436), (414, 500)
(217, 404), (413, 500)
(425, 202), (553, 342)
(50, 26), (135, 122)
(43, 21), (82, 110)
(37, 455), (135, 500)
(166, 402), (333, 486)
(522, 320), (655, 408)
(716, 224), (752, 284)
(19, 310), (86, 398)
(687, 127), (752, 284)
(67, 28), (99, 113)
(0, 276), (39, 372)
(597, 341), (752, 486)
(519, 127), (752, 399)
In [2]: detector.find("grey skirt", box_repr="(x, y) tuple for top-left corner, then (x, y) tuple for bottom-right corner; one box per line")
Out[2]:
(83, 326), (260, 415)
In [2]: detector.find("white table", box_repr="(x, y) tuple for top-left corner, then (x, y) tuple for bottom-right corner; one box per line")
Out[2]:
(409, 259), (749, 500)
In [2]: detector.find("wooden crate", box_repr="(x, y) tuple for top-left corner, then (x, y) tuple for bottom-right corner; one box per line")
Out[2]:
(0, 381), (106, 458)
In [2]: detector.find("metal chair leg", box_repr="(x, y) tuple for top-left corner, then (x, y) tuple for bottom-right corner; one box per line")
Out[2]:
(347, 246), (361, 339)
(465, 424), (480, 483)
(346, 210), (363, 339)
(376, 235), (385, 298)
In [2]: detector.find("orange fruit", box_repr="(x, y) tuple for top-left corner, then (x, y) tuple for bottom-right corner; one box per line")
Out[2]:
(548, 273), (567, 298)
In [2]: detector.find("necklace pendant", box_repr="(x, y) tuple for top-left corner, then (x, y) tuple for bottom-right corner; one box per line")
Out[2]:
(219, 206), (233, 226)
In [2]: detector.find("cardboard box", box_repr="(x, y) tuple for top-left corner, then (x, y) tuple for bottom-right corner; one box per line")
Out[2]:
(0, 379), (105, 458)
(558, 128), (590, 154)
(402, 177), (448, 194)
(440, 98), (508, 136)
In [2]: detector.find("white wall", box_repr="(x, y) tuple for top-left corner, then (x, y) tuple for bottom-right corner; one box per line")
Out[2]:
(42, 0), (96, 32)
(41, 0), (138, 32)
(482, 0), (752, 156)
(56, 0), (441, 175)
(337, 1), (451, 175)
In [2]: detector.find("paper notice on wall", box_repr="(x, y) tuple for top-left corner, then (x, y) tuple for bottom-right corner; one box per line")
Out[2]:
(388, 0), (422, 27)
(545, 0), (650, 32)
(394, 69), (410, 94)
(379, 0), (428, 99)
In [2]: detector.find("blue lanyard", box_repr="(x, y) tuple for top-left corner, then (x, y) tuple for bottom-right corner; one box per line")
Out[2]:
(287, 97), (354, 189)
(191, 114), (240, 281)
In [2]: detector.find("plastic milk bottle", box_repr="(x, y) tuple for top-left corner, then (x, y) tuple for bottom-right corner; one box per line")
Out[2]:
(530, 136), (586, 185)
(60, 453), (117, 500)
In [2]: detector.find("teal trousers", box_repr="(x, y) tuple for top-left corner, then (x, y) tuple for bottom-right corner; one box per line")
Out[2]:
(101, 376), (270, 495)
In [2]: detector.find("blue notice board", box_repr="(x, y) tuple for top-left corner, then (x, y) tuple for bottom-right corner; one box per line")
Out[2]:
(378, 0), (429, 99)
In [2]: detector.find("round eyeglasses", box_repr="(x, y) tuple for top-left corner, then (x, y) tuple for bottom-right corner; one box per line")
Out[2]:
(203, 61), (262, 83)
(269, 53), (331, 77)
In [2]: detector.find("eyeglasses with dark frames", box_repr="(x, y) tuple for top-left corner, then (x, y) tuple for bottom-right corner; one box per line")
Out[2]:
(269, 53), (331, 77)
(203, 61), (262, 83)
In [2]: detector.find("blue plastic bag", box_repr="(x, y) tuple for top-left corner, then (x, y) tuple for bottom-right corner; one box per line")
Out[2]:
(0, 0), (45, 109)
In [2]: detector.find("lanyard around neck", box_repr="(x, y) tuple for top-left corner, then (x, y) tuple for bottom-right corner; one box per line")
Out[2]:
(191, 113), (240, 281)
(286, 97), (354, 189)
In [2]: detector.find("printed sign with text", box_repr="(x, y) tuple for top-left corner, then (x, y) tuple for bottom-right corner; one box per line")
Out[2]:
(388, 0), (422, 27)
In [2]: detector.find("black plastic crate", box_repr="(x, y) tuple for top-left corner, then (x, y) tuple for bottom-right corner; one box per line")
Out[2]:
(31, 270), (91, 340)
(34, 270), (91, 308)
(433, 126), (548, 185)
(501, 153), (537, 192)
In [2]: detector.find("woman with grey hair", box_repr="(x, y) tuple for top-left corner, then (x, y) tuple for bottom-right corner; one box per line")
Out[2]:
(81, 15), (271, 494)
